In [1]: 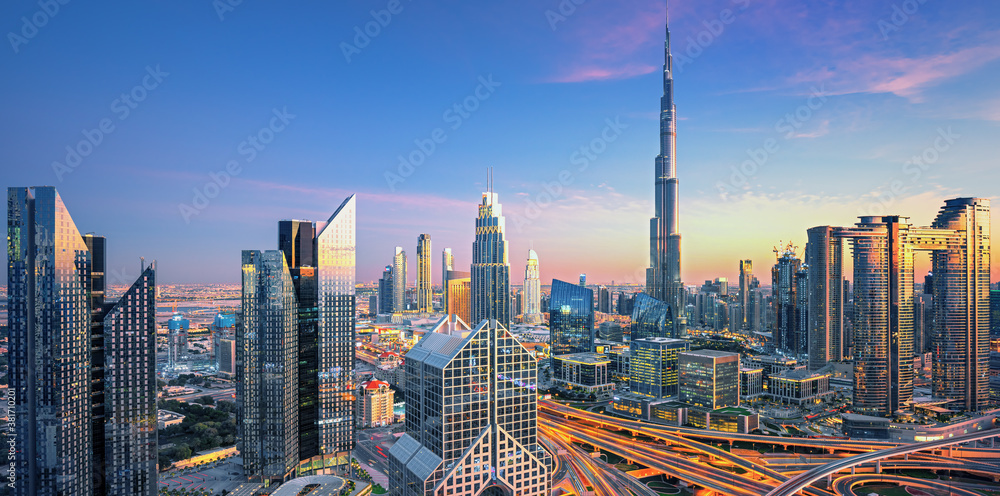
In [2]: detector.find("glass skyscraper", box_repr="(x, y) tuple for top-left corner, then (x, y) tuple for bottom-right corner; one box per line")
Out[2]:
(389, 317), (550, 496)
(417, 234), (432, 312)
(805, 226), (847, 371)
(8, 186), (158, 496)
(548, 279), (594, 356)
(771, 245), (803, 356)
(630, 293), (676, 340)
(441, 248), (454, 313)
(471, 190), (510, 329)
(678, 350), (740, 410)
(522, 250), (541, 318)
(393, 247), (407, 312)
(239, 250), (299, 484)
(630, 337), (689, 398)
(378, 264), (394, 316)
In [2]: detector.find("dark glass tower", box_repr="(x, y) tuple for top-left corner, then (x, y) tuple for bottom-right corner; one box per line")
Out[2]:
(647, 1), (685, 336)
(548, 279), (595, 356)
(630, 293), (675, 341)
(471, 188), (510, 329)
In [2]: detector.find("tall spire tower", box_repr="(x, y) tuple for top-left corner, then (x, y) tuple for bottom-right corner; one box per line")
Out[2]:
(647, 0), (685, 335)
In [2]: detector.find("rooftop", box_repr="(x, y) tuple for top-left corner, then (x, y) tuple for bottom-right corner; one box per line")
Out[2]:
(553, 352), (611, 365)
(681, 349), (740, 359)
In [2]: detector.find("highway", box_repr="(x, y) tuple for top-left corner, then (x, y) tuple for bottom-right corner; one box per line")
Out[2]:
(831, 474), (983, 496)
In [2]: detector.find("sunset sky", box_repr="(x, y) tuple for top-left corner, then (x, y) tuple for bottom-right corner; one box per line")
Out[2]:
(2, 0), (999, 287)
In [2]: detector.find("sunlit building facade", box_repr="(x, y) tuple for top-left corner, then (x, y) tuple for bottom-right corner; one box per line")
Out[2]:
(417, 234), (432, 312)
(442, 248), (454, 313)
(806, 226), (847, 370)
(390, 317), (550, 496)
(771, 245), (803, 356)
(393, 247), (408, 312)
(548, 279), (595, 356)
(471, 190), (511, 329)
(356, 380), (395, 428)
(522, 250), (541, 318)
(447, 271), (472, 325)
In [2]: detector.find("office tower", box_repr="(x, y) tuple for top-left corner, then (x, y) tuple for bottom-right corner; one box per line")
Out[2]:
(315, 196), (357, 471)
(597, 285), (611, 313)
(805, 226), (846, 370)
(914, 293), (929, 354)
(646, 2), (685, 338)
(738, 260), (752, 331)
(378, 265), (394, 314)
(390, 317), (550, 496)
(991, 290), (1000, 338)
(678, 350), (740, 410)
(513, 289), (522, 318)
(750, 287), (764, 333)
(795, 268), (809, 357)
(471, 186), (511, 329)
(617, 292), (634, 316)
(416, 234), (432, 312)
(630, 337), (689, 398)
(213, 312), (237, 370)
(631, 293), (676, 341)
(393, 247), (407, 312)
(523, 249), (541, 318)
(446, 271), (472, 325)
(442, 248), (453, 312)
(549, 279), (595, 355)
(103, 264), (157, 496)
(598, 321), (624, 342)
(924, 272), (934, 294)
(579, 274), (587, 287)
(356, 380), (394, 428)
(218, 336), (237, 376)
(9, 187), (158, 496)
(771, 244), (803, 356)
(929, 198), (990, 411)
(239, 250), (299, 484)
(278, 219), (321, 465)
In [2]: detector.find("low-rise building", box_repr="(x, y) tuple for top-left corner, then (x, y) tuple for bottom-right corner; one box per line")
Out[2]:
(552, 352), (615, 394)
(356, 380), (395, 428)
(158, 410), (186, 430)
(767, 368), (834, 405)
(679, 350), (740, 409)
(740, 367), (764, 400)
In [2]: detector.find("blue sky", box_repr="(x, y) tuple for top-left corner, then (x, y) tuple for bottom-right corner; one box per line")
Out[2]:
(2, 0), (999, 287)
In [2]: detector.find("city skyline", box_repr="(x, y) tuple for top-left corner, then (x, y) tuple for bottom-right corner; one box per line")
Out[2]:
(3, 1), (999, 287)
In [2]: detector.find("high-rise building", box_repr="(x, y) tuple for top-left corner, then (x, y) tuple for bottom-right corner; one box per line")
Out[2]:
(617, 292), (635, 316)
(356, 380), (394, 428)
(991, 290), (1000, 338)
(771, 244), (803, 356)
(393, 247), (407, 312)
(631, 293), (676, 341)
(416, 234), (432, 312)
(630, 337), (689, 398)
(795, 268), (809, 357)
(929, 198), (990, 411)
(378, 265), (394, 314)
(549, 279), (595, 356)
(646, 3), (685, 338)
(739, 260), (753, 331)
(678, 350), (740, 410)
(597, 285), (611, 313)
(314, 196), (357, 471)
(442, 248), (454, 312)
(239, 250), (299, 484)
(523, 249), (541, 318)
(579, 274), (586, 287)
(102, 265), (158, 496)
(471, 188), (511, 329)
(389, 317), (550, 496)
(8, 186), (158, 496)
(446, 271), (472, 325)
(805, 226), (846, 370)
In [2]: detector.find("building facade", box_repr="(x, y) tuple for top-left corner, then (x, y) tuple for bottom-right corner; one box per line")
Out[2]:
(630, 337), (689, 399)
(522, 250), (541, 319)
(630, 293), (676, 340)
(442, 248), (454, 313)
(552, 353), (614, 394)
(805, 226), (847, 370)
(678, 350), (740, 410)
(393, 247), (408, 312)
(417, 234), (432, 312)
(471, 190), (511, 329)
(390, 317), (550, 496)
(548, 279), (595, 356)
(356, 380), (395, 428)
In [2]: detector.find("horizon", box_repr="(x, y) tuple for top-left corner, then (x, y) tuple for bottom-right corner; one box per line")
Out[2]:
(3, 0), (999, 289)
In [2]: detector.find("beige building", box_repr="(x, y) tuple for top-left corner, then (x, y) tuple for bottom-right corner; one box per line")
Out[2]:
(447, 276), (472, 325)
(356, 380), (395, 428)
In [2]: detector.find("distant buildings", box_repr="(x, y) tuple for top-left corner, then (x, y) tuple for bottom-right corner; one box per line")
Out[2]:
(390, 317), (550, 496)
(378, 265), (394, 314)
(548, 279), (595, 356)
(630, 337), (689, 399)
(8, 186), (158, 496)
(356, 380), (395, 428)
(597, 285), (611, 313)
(678, 350), (740, 410)
(738, 260), (753, 332)
(168, 313), (189, 371)
(441, 248), (453, 312)
(470, 188), (511, 329)
(992, 289), (1000, 338)
(393, 247), (407, 312)
(416, 234), (432, 312)
(522, 250), (541, 320)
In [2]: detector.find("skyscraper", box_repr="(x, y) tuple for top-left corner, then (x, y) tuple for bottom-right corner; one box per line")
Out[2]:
(102, 264), (157, 496)
(378, 265), (394, 315)
(805, 226), (846, 371)
(597, 285), (611, 313)
(446, 271), (472, 325)
(416, 234), (432, 312)
(771, 244), (803, 356)
(393, 246), (407, 312)
(8, 187), (158, 496)
(471, 187), (511, 329)
(631, 293), (676, 341)
(315, 195), (357, 471)
(549, 279), (595, 356)
(929, 198), (990, 411)
(523, 249), (541, 319)
(441, 248), (453, 312)
(239, 250), (299, 484)
(647, 2), (685, 337)
(389, 317), (550, 496)
(739, 260), (753, 331)
(579, 273), (586, 287)
(679, 350), (740, 410)
(630, 337), (689, 398)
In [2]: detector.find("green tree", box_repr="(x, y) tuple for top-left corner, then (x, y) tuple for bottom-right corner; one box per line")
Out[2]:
(195, 395), (215, 406)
